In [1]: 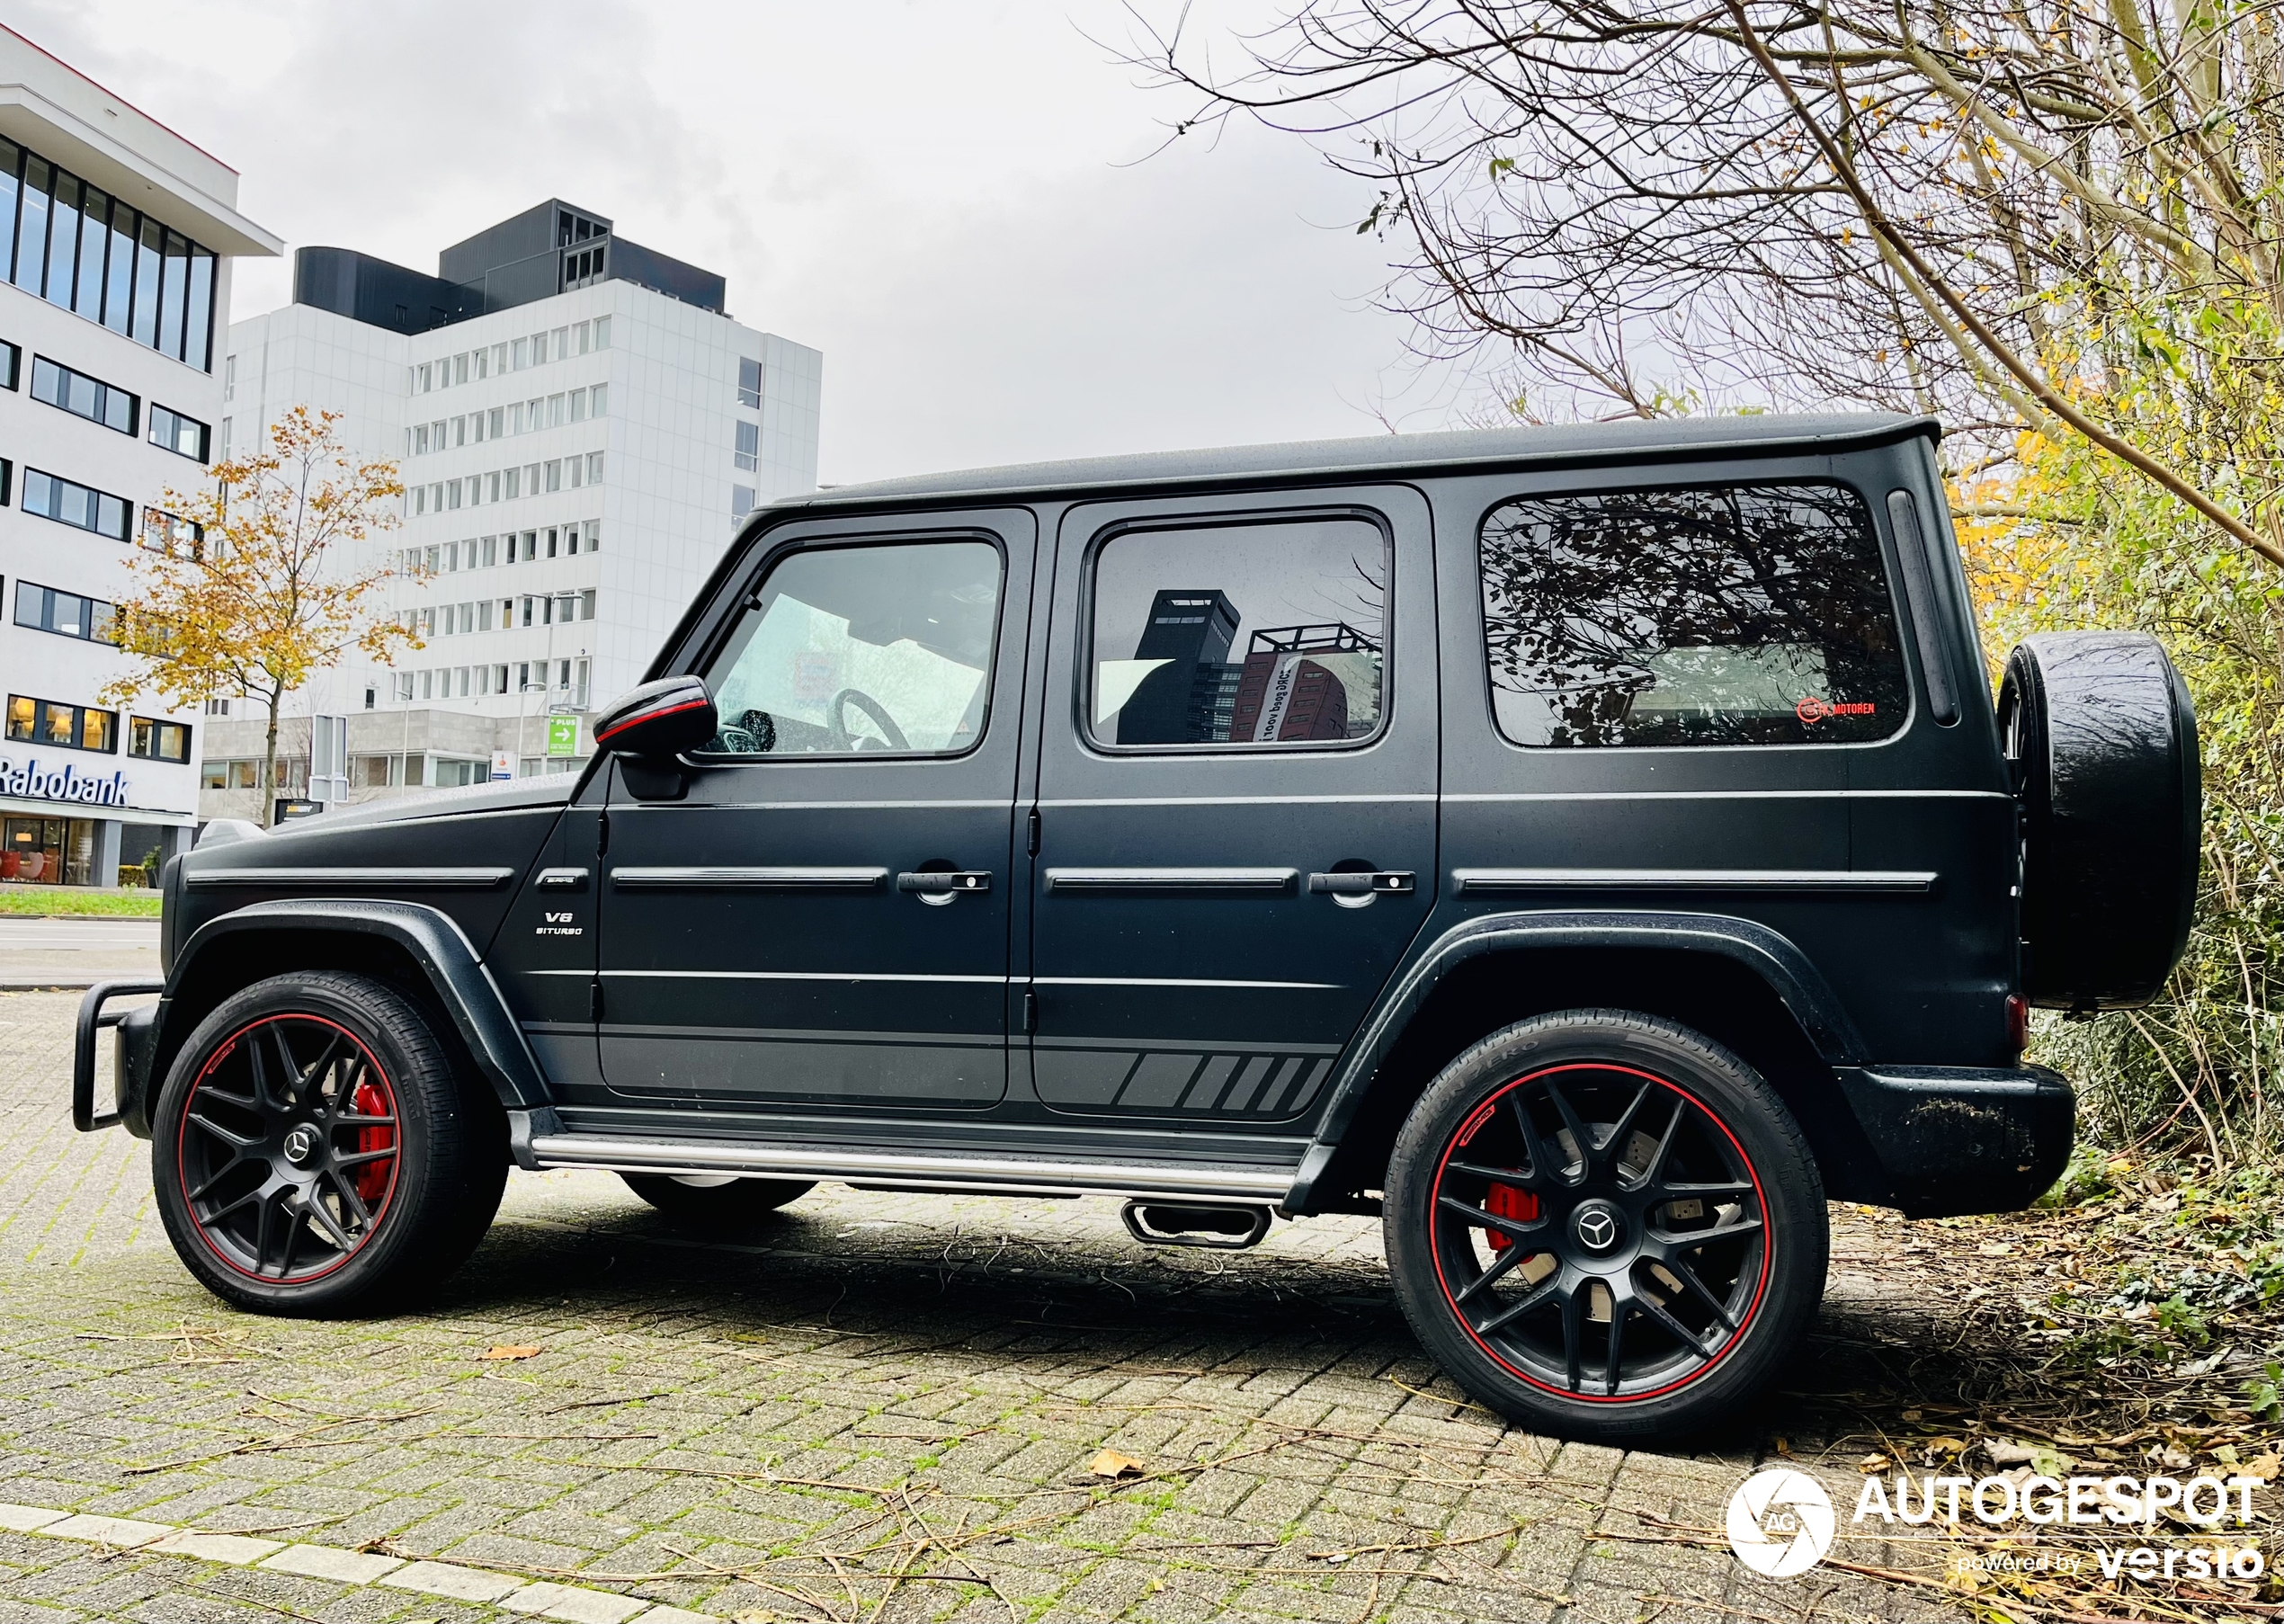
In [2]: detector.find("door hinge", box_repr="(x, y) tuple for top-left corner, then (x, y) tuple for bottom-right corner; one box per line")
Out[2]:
(597, 808), (610, 856)
(1022, 991), (1038, 1033)
(590, 980), (604, 1022)
(1027, 808), (1041, 857)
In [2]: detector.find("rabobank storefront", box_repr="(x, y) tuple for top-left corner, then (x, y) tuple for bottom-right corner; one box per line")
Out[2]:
(0, 748), (195, 887)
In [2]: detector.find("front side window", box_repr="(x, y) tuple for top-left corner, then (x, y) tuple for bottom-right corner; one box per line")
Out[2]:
(698, 539), (1002, 758)
(1089, 517), (1387, 748)
(1478, 483), (1907, 748)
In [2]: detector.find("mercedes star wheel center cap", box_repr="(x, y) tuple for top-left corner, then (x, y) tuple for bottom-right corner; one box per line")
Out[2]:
(1572, 1201), (1624, 1255)
(281, 1126), (320, 1166)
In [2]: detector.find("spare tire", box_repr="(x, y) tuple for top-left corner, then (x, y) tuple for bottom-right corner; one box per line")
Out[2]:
(1997, 632), (2199, 1009)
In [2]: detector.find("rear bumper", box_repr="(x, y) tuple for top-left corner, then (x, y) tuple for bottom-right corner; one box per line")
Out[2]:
(1832, 1063), (2074, 1218)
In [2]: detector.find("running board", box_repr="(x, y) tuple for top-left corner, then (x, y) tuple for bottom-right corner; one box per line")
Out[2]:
(523, 1133), (1298, 1204)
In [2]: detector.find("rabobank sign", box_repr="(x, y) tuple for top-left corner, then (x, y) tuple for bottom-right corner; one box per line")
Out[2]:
(0, 753), (131, 808)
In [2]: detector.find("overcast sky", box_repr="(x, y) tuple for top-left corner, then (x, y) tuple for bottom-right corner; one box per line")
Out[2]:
(13, 1), (1479, 485)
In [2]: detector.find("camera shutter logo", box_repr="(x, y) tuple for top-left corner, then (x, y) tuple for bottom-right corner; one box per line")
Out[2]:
(1726, 1468), (1836, 1577)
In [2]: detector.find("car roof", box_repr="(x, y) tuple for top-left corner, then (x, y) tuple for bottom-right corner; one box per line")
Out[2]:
(779, 413), (1938, 511)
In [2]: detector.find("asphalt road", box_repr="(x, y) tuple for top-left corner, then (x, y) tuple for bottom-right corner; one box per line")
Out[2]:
(0, 915), (161, 987)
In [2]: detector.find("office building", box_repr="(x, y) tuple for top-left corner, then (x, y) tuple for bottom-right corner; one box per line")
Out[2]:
(0, 25), (280, 883)
(202, 201), (819, 818)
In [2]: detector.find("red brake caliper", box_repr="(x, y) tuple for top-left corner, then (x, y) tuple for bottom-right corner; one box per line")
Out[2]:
(1484, 1183), (1540, 1250)
(351, 1080), (393, 1205)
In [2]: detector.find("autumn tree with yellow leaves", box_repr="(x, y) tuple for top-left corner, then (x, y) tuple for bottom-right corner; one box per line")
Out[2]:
(101, 406), (420, 827)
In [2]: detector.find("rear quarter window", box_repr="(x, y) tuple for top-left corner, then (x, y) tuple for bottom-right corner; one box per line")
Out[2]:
(1477, 482), (1907, 747)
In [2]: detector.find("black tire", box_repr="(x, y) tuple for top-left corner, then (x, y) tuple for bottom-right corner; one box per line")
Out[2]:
(621, 1173), (814, 1223)
(1385, 1010), (1825, 1444)
(1999, 631), (2199, 1009)
(150, 972), (508, 1316)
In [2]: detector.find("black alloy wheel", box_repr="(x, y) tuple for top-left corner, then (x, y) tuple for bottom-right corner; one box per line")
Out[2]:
(153, 972), (508, 1315)
(174, 1013), (401, 1283)
(1387, 1010), (1825, 1442)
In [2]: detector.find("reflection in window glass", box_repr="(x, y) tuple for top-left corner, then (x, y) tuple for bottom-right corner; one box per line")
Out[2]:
(1089, 519), (1387, 747)
(1477, 483), (1906, 748)
(699, 540), (1001, 757)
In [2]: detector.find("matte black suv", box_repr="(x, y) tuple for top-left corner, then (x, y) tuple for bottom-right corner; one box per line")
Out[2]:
(73, 415), (2199, 1441)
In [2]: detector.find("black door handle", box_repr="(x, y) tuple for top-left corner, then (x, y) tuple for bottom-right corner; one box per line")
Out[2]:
(897, 870), (992, 895)
(1308, 870), (1415, 896)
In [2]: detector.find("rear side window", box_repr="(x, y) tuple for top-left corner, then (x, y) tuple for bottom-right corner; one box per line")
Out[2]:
(1088, 517), (1387, 748)
(1478, 483), (1906, 747)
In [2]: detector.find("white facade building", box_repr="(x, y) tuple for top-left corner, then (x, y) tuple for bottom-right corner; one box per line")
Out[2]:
(210, 201), (819, 814)
(0, 25), (279, 884)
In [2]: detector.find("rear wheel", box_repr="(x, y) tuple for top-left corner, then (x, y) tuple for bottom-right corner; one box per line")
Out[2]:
(1385, 1010), (1825, 1442)
(621, 1173), (814, 1224)
(151, 972), (507, 1315)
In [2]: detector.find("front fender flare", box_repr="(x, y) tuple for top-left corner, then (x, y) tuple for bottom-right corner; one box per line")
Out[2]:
(1281, 909), (1869, 1214)
(144, 899), (550, 1128)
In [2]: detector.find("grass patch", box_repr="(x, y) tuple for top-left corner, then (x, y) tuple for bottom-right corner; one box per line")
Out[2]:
(0, 888), (162, 916)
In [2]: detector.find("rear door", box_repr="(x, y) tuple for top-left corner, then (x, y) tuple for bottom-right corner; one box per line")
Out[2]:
(597, 512), (1034, 1111)
(1025, 486), (1437, 1129)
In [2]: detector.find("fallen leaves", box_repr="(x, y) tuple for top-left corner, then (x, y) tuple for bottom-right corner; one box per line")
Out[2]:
(1086, 1449), (1146, 1479)
(477, 1345), (544, 1361)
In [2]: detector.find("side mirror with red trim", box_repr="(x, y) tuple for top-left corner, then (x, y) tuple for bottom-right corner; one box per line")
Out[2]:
(592, 677), (718, 800)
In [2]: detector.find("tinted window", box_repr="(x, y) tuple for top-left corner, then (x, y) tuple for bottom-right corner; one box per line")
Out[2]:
(698, 540), (1001, 758)
(1089, 518), (1387, 747)
(1478, 483), (1905, 747)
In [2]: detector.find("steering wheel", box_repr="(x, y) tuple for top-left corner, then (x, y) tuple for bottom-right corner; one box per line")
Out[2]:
(826, 687), (909, 752)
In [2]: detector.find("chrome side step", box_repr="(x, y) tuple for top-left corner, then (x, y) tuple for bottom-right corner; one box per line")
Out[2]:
(524, 1134), (1297, 1204)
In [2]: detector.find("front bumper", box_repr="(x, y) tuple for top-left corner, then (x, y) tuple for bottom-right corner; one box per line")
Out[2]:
(71, 981), (163, 1135)
(1832, 1063), (2074, 1218)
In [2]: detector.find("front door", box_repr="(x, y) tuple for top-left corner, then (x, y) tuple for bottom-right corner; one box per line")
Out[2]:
(599, 513), (1033, 1111)
(1026, 487), (1438, 1128)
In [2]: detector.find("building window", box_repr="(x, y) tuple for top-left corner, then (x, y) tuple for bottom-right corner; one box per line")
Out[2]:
(149, 403), (210, 461)
(594, 315), (611, 348)
(203, 698), (231, 717)
(579, 588), (596, 621)
(141, 507), (204, 557)
(23, 469), (127, 539)
(584, 519), (601, 551)
(5, 692), (117, 753)
(13, 580), (115, 642)
(586, 451), (604, 484)
(738, 356), (761, 409)
(590, 383), (607, 416)
(732, 484), (756, 519)
(735, 420), (759, 472)
(219, 417), (231, 459)
(128, 717), (191, 762)
(31, 355), (134, 433)
(223, 354), (236, 400)
(0, 138), (217, 369)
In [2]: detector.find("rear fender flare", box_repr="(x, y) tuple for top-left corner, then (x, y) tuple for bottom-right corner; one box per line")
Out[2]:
(1283, 909), (1869, 1213)
(147, 899), (549, 1122)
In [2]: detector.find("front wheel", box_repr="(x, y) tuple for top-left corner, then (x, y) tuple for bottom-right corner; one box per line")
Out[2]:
(151, 972), (508, 1315)
(1385, 1010), (1825, 1443)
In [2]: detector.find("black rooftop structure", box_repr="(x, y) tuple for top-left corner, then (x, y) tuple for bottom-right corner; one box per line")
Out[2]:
(292, 200), (726, 336)
(788, 414), (1942, 510)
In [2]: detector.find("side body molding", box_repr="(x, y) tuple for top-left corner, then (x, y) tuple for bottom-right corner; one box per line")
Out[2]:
(1280, 909), (1869, 1214)
(144, 899), (550, 1127)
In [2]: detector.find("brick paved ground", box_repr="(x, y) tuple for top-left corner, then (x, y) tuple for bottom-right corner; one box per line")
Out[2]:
(0, 989), (1971, 1623)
